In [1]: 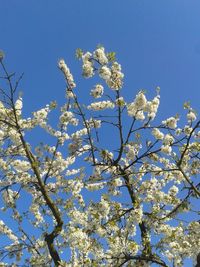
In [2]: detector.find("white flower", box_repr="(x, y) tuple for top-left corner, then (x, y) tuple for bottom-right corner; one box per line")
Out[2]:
(162, 117), (178, 129)
(15, 97), (23, 116)
(12, 160), (31, 172)
(145, 95), (160, 119)
(81, 52), (94, 78)
(82, 62), (94, 78)
(134, 91), (147, 109)
(127, 104), (145, 120)
(90, 84), (104, 98)
(152, 128), (164, 140)
(115, 97), (125, 106)
(163, 134), (174, 145)
(175, 128), (182, 135)
(127, 102), (137, 117)
(161, 145), (172, 154)
(99, 66), (111, 80)
(82, 52), (92, 63)
(168, 185), (179, 196)
(33, 107), (49, 124)
(85, 118), (101, 128)
(66, 90), (74, 98)
(58, 59), (76, 88)
(135, 110), (145, 120)
(126, 145), (136, 159)
(93, 47), (108, 65)
(68, 227), (90, 253)
(2, 189), (19, 208)
(0, 130), (4, 139)
(86, 182), (106, 191)
(130, 206), (143, 223)
(127, 92), (148, 119)
(187, 110), (196, 122)
(125, 143), (140, 159)
(0, 220), (18, 243)
(71, 128), (88, 139)
(99, 196), (110, 215)
(87, 100), (115, 111)
(106, 62), (124, 90)
(65, 169), (80, 176)
(0, 101), (6, 117)
(30, 203), (44, 226)
(59, 111), (78, 126)
(100, 149), (113, 161)
(184, 125), (193, 135)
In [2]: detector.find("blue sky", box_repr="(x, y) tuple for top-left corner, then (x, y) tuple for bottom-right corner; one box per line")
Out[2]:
(0, 1), (200, 266)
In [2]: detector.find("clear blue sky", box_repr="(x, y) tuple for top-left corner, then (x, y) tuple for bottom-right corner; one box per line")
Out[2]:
(0, 1), (199, 266)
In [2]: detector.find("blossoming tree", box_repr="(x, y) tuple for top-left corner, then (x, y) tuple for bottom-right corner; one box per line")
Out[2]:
(0, 47), (199, 267)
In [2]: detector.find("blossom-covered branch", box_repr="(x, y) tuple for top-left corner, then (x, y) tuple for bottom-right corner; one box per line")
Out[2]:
(0, 47), (199, 267)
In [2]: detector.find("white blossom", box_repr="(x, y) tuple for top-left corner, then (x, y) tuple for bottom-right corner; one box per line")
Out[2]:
(15, 97), (23, 116)
(161, 144), (172, 154)
(106, 62), (124, 90)
(93, 47), (108, 65)
(99, 66), (111, 80)
(152, 128), (164, 140)
(90, 84), (104, 98)
(0, 220), (18, 243)
(144, 95), (160, 120)
(162, 116), (178, 129)
(87, 100), (115, 111)
(82, 52), (94, 78)
(12, 159), (31, 172)
(187, 110), (196, 122)
(58, 59), (76, 88)
(0, 45), (199, 267)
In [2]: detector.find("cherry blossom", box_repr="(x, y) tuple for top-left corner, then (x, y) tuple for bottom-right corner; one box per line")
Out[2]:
(0, 46), (199, 267)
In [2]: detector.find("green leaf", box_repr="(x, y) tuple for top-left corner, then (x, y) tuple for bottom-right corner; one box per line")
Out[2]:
(156, 86), (160, 94)
(107, 52), (116, 62)
(0, 50), (5, 61)
(49, 100), (57, 109)
(183, 101), (190, 109)
(75, 48), (83, 59)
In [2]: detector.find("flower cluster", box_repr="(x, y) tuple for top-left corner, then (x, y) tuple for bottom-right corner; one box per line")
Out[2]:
(187, 109), (197, 122)
(127, 91), (160, 120)
(15, 97), (23, 116)
(12, 159), (31, 172)
(85, 118), (101, 129)
(99, 62), (124, 90)
(106, 62), (124, 90)
(87, 100), (115, 111)
(0, 46), (199, 267)
(152, 128), (164, 140)
(2, 189), (19, 208)
(93, 47), (108, 65)
(125, 143), (141, 160)
(162, 116), (179, 129)
(33, 106), (49, 125)
(90, 84), (104, 98)
(81, 47), (124, 90)
(59, 111), (78, 126)
(82, 52), (94, 78)
(0, 220), (18, 243)
(58, 59), (76, 89)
